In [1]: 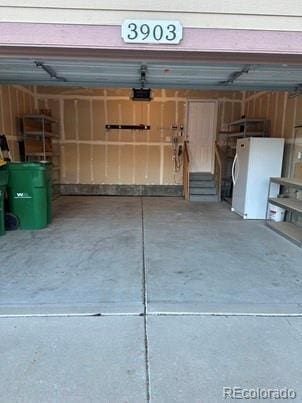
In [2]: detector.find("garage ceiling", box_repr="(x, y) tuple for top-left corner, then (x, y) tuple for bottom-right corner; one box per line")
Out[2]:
(0, 57), (301, 92)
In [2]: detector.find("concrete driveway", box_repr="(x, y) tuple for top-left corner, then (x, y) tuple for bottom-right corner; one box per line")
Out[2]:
(0, 197), (301, 402)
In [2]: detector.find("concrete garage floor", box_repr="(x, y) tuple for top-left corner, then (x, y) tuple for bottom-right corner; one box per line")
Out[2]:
(0, 196), (302, 402)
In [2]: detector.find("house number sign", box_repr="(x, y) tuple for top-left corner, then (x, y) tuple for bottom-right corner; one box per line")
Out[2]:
(121, 20), (183, 44)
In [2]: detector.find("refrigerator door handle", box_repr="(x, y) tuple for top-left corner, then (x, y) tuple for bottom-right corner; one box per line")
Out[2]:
(232, 154), (238, 185)
(235, 157), (240, 184)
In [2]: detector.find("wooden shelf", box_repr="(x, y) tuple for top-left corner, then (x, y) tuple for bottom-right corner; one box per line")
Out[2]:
(266, 221), (302, 247)
(227, 131), (265, 138)
(266, 177), (302, 248)
(269, 197), (302, 214)
(229, 118), (267, 126)
(26, 152), (53, 157)
(24, 130), (58, 138)
(21, 114), (59, 170)
(270, 177), (302, 190)
(24, 114), (58, 123)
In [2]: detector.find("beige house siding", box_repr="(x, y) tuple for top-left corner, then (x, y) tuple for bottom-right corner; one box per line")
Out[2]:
(0, 1), (302, 31)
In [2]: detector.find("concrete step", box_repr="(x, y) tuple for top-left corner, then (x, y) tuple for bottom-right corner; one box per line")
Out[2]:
(189, 194), (219, 202)
(190, 172), (214, 181)
(189, 180), (216, 188)
(190, 187), (217, 195)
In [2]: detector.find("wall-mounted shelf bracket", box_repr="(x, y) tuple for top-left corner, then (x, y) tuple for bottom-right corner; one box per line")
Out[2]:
(105, 124), (150, 131)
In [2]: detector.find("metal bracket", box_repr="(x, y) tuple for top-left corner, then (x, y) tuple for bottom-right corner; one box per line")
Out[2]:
(35, 61), (67, 82)
(105, 124), (150, 131)
(219, 65), (251, 86)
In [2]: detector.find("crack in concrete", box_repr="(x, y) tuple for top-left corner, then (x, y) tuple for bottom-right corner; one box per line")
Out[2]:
(141, 197), (151, 403)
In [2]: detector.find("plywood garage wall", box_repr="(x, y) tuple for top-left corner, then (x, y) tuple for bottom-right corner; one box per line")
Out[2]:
(0, 84), (36, 161)
(36, 88), (242, 186)
(243, 91), (302, 179)
(244, 91), (288, 138)
(285, 96), (302, 180)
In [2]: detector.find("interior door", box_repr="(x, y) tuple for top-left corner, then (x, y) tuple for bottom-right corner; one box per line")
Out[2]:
(187, 101), (217, 173)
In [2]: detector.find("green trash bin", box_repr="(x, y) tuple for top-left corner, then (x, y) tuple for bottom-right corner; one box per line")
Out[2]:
(45, 163), (53, 225)
(0, 167), (8, 236)
(7, 162), (52, 230)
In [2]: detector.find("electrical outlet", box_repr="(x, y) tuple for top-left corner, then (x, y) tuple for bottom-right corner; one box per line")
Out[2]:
(297, 151), (302, 160)
(165, 136), (171, 142)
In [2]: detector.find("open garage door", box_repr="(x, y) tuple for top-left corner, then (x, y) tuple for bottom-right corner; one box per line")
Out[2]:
(0, 52), (301, 197)
(0, 51), (302, 91)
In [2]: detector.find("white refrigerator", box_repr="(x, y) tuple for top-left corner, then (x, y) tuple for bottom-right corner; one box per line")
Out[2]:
(231, 137), (284, 219)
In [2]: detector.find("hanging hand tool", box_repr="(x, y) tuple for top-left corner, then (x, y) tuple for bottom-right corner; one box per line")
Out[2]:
(0, 134), (12, 166)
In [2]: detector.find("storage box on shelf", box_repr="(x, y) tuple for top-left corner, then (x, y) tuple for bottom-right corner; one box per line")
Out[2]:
(21, 114), (60, 186)
(266, 177), (302, 247)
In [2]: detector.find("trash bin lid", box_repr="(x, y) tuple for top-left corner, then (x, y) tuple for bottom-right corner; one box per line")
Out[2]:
(7, 162), (48, 171)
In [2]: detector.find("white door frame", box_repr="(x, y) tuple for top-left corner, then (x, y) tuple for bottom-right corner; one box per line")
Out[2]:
(185, 99), (218, 174)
